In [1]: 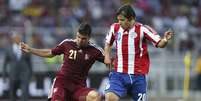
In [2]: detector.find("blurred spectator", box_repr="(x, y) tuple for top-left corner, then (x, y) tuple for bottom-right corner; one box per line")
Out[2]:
(3, 32), (32, 101)
(0, 0), (9, 26)
(179, 34), (194, 53)
(57, 5), (79, 29)
(9, 0), (30, 12)
(197, 7), (201, 27)
(30, 33), (44, 48)
(194, 49), (201, 91)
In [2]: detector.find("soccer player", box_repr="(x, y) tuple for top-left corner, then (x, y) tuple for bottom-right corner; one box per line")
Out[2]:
(104, 4), (174, 101)
(21, 22), (104, 101)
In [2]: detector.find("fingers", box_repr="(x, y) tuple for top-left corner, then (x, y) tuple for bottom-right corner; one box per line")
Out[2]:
(164, 28), (174, 40)
(19, 42), (29, 52)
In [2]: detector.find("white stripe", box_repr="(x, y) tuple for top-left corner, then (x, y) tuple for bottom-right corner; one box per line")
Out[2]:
(128, 28), (135, 74)
(105, 25), (114, 44)
(117, 27), (123, 72)
(89, 42), (104, 55)
(48, 78), (56, 99)
(59, 39), (73, 45)
(142, 26), (160, 44)
(129, 74), (133, 84)
(140, 26), (144, 57)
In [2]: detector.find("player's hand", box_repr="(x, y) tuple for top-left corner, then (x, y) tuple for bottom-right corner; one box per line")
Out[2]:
(164, 28), (174, 41)
(104, 57), (112, 70)
(20, 42), (30, 53)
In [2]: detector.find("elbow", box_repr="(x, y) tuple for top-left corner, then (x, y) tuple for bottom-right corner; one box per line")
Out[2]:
(47, 55), (54, 58)
(158, 45), (166, 48)
(156, 44), (166, 48)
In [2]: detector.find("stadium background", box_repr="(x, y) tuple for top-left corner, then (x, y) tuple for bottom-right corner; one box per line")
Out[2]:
(0, 0), (201, 101)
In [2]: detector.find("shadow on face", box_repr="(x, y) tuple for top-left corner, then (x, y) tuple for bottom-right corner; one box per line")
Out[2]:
(76, 32), (90, 48)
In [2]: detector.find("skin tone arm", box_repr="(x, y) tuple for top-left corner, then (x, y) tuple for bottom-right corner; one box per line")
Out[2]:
(20, 42), (54, 58)
(104, 43), (113, 67)
(157, 29), (174, 48)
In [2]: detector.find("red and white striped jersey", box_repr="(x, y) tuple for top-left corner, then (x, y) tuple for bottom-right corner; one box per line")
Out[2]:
(105, 22), (161, 74)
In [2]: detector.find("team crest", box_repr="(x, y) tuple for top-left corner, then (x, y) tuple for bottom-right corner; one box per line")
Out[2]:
(130, 31), (137, 38)
(85, 54), (89, 60)
(78, 49), (82, 53)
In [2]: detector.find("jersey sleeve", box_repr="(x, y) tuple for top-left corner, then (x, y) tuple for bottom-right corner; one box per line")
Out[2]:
(105, 24), (115, 46)
(142, 25), (161, 46)
(95, 47), (104, 63)
(51, 40), (65, 55)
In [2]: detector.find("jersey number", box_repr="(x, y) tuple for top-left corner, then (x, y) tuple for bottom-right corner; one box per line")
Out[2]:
(69, 50), (77, 60)
(138, 93), (146, 101)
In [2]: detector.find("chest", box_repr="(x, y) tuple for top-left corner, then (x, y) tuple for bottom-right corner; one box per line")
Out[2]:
(115, 28), (141, 45)
(63, 46), (95, 63)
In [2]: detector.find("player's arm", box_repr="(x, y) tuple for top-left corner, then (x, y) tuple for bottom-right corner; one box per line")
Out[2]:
(20, 42), (54, 58)
(104, 24), (115, 67)
(104, 43), (112, 65)
(157, 29), (174, 48)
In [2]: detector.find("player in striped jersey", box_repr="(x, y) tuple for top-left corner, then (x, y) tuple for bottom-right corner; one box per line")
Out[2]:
(104, 4), (174, 101)
(20, 23), (105, 101)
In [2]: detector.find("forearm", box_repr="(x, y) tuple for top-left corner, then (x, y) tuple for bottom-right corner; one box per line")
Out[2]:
(104, 44), (112, 60)
(157, 38), (168, 48)
(29, 48), (54, 58)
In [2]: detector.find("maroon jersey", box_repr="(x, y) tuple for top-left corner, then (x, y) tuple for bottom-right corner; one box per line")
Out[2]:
(51, 39), (104, 86)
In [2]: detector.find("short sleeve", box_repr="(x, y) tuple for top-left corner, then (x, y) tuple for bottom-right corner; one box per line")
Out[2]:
(95, 47), (104, 63)
(142, 25), (161, 46)
(51, 41), (65, 55)
(105, 24), (115, 46)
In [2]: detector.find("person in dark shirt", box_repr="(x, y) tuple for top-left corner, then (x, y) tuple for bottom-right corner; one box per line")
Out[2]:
(20, 22), (105, 101)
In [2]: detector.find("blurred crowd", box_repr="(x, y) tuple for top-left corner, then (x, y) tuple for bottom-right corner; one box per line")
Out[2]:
(0, 0), (201, 52)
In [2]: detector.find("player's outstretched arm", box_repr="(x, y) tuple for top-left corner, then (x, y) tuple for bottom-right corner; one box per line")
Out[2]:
(157, 29), (174, 48)
(20, 42), (54, 58)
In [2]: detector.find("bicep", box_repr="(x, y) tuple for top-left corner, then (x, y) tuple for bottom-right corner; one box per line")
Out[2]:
(105, 26), (115, 46)
(143, 26), (161, 46)
(51, 44), (64, 55)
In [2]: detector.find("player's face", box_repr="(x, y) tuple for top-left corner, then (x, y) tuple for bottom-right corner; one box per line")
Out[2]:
(76, 32), (90, 48)
(117, 15), (131, 29)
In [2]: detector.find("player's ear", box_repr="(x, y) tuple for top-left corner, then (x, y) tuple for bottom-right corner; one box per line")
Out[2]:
(128, 16), (135, 21)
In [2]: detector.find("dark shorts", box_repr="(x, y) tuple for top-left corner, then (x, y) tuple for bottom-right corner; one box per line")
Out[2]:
(48, 77), (94, 101)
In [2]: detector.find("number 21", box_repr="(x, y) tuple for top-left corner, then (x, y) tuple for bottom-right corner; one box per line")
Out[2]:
(69, 50), (77, 60)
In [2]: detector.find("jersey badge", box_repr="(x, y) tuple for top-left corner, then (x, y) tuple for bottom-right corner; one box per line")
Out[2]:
(85, 54), (89, 60)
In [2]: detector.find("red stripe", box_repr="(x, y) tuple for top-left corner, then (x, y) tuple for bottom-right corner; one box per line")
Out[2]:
(122, 32), (128, 73)
(134, 24), (141, 74)
(110, 33), (115, 46)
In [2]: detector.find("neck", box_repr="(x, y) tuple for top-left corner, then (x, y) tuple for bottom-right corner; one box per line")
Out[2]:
(129, 20), (135, 29)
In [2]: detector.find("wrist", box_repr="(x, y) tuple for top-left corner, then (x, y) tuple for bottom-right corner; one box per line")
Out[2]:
(28, 47), (32, 52)
(163, 38), (168, 43)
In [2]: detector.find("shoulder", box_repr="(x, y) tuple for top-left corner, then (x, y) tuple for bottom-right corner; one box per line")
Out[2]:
(111, 23), (120, 28)
(135, 22), (156, 33)
(109, 23), (120, 33)
(88, 42), (104, 54)
(135, 22), (154, 30)
(58, 39), (74, 45)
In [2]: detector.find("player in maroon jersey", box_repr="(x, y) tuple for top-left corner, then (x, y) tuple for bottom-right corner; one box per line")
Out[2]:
(20, 22), (105, 101)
